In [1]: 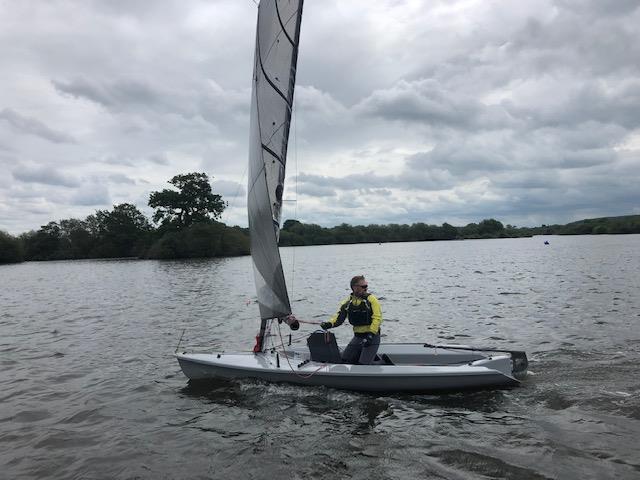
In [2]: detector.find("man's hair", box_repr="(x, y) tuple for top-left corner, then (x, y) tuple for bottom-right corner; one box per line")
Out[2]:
(350, 275), (365, 289)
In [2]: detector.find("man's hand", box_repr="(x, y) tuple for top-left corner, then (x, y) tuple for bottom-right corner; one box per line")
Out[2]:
(284, 314), (300, 330)
(362, 333), (374, 347)
(320, 322), (332, 330)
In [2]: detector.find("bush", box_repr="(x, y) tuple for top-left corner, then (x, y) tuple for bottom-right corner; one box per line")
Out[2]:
(0, 231), (24, 263)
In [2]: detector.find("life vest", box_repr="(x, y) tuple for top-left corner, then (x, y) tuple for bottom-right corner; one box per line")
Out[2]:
(343, 294), (373, 326)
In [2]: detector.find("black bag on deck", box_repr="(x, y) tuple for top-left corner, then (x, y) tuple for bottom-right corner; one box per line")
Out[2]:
(307, 331), (342, 363)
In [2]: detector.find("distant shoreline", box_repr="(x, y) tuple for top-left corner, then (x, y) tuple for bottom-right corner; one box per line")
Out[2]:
(0, 215), (640, 264)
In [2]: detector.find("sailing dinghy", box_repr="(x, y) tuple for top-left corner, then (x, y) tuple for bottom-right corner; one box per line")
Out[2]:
(175, 0), (528, 393)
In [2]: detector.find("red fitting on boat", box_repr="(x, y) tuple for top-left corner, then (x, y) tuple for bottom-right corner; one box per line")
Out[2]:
(253, 335), (262, 353)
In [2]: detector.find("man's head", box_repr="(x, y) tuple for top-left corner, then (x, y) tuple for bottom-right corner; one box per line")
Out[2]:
(350, 275), (368, 297)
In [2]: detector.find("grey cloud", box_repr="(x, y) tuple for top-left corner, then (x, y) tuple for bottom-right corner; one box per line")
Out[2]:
(0, 108), (76, 144)
(212, 179), (246, 198)
(54, 77), (248, 128)
(296, 86), (349, 122)
(559, 149), (616, 169)
(297, 169), (454, 195)
(71, 184), (110, 206)
(548, 123), (628, 150)
(148, 153), (169, 165)
(406, 124), (623, 187)
(355, 79), (513, 130)
(298, 172), (392, 191)
(99, 153), (170, 167)
(100, 155), (135, 166)
(12, 165), (80, 187)
(197, 82), (249, 124)
(358, 81), (454, 123)
(395, 169), (456, 191)
(297, 183), (336, 198)
(406, 136), (516, 178)
(53, 77), (162, 109)
(504, 4), (640, 78)
(107, 173), (136, 185)
(555, 0), (640, 18)
(510, 81), (640, 130)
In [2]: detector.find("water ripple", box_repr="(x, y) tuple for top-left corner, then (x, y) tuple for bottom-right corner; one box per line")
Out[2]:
(1, 236), (639, 479)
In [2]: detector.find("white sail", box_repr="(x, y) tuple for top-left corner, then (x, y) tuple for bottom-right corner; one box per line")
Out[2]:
(248, 0), (303, 321)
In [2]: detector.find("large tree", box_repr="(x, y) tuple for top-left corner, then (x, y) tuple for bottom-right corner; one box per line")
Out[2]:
(148, 172), (227, 229)
(91, 203), (152, 257)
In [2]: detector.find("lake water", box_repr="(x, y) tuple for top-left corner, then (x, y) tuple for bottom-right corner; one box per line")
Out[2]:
(1, 235), (639, 479)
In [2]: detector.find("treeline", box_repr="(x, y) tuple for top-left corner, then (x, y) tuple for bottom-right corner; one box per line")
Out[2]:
(2, 188), (640, 264)
(279, 215), (640, 246)
(0, 173), (249, 264)
(280, 218), (511, 245)
(549, 215), (640, 235)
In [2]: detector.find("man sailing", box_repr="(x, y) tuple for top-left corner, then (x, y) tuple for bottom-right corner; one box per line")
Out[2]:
(321, 275), (382, 364)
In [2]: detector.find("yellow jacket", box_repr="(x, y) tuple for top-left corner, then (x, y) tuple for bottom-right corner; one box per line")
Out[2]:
(328, 293), (382, 334)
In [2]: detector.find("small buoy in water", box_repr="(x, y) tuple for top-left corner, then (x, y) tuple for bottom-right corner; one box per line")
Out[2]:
(544, 240), (550, 245)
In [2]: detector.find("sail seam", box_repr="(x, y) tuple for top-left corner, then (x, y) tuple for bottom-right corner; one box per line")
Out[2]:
(257, 44), (292, 109)
(262, 143), (285, 167)
(274, 1), (296, 47)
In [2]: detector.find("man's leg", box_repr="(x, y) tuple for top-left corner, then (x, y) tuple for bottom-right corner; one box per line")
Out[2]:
(358, 333), (381, 365)
(341, 335), (363, 364)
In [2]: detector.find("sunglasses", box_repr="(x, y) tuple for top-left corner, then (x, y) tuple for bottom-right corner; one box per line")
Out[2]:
(357, 284), (368, 289)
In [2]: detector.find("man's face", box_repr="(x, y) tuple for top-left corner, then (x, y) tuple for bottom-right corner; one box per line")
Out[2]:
(353, 279), (368, 297)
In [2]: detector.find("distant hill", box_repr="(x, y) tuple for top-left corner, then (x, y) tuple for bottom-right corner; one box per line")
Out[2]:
(552, 215), (640, 235)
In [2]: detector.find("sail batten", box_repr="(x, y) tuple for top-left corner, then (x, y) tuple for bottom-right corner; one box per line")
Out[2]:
(248, 0), (303, 323)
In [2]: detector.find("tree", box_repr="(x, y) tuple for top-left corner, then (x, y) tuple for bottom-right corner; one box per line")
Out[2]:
(0, 231), (24, 263)
(440, 222), (458, 240)
(92, 203), (152, 257)
(58, 218), (94, 257)
(148, 172), (227, 230)
(282, 219), (302, 231)
(21, 221), (63, 260)
(477, 218), (505, 236)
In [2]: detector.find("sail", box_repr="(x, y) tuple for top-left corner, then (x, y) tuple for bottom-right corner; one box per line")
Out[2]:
(248, 0), (303, 320)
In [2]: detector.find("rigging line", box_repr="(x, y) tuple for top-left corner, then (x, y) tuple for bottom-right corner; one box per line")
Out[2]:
(287, 98), (298, 304)
(220, 164), (248, 225)
(276, 321), (327, 379)
(293, 96), (299, 299)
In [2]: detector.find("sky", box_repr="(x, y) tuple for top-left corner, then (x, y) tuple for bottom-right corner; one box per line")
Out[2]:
(1, 0), (639, 235)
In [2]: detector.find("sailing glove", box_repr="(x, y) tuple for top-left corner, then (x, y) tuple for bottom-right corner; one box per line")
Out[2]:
(320, 322), (332, 330)
(362, 333), (374, 347)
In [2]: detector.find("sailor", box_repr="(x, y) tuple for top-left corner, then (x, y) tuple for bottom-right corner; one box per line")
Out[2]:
(321, 275), (382, 364)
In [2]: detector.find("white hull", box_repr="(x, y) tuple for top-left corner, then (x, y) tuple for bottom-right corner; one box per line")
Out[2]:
(176, 344), (524, 393)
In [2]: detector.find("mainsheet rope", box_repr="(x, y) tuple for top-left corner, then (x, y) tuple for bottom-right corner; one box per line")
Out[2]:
(275, 320), (327, 379)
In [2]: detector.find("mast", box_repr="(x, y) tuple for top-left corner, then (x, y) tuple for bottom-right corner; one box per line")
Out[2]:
(247, 0), (304, 352)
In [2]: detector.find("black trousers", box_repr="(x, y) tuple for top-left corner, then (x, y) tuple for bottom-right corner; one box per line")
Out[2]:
(341, 332), (380, 365)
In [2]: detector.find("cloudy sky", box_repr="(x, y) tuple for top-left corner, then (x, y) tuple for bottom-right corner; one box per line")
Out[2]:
(1, 0), (639, 234)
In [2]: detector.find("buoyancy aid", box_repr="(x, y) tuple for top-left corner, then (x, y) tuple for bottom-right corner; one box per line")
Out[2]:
(343, 294), (373, 326)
